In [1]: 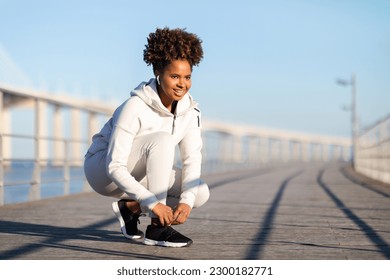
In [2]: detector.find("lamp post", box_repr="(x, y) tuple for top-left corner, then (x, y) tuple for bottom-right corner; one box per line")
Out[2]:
(336, 73), (357, 167)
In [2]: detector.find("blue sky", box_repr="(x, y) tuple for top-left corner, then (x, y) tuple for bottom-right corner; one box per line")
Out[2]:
(1, 0), (389, 137)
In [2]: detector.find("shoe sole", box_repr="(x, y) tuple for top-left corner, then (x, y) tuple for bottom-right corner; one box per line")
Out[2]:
(112, 202), (143, 239)
(143, 238), (192, 248)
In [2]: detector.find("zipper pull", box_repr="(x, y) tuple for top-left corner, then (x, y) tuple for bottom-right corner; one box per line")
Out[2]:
(172, 115), (177, 134)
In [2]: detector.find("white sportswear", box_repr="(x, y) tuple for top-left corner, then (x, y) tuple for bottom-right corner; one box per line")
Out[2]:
(84, 78), (209, 213)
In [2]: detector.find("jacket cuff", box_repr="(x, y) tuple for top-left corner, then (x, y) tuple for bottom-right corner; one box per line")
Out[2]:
(179, 191), (196, 209)
(139, 192), (159, 212)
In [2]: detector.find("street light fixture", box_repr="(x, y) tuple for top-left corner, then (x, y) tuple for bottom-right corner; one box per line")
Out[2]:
(336, 73), (357, 167)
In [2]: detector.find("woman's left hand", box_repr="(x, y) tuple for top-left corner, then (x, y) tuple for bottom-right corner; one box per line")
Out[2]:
(172, 203), (192, 225)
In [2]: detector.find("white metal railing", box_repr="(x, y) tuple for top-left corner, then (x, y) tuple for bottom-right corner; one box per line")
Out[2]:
(355, 114), (390, 184)
(1, 84), (353, 205)
(1, 134), (86, 199)
(0, 85), (111, 205)
(201, 119), (351, 167)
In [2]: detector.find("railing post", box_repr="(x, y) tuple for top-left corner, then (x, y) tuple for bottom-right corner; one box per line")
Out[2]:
(64, 139), (70, 195)
(70, 108), (82, 166)
(84, 112), (99, 192)
(0, 91), (4, 206)
(88, 112), (98, 145)
(342, 145), (351, 162)
(221, 133), (231, 163)
(291, 141), (300, 162)
(281, 139), (290, 162)
(301, 142), (310, 162)
(259, 137), (269, 163)
(311, 143), (317, 161)
(249, 137), (260, 166)
(321, 144), (327, 161)
(270, 139), (280, 162)
(53, 105), (64, 166)
(30, 98), (43, 201)
(233, 135), (242, 163)
(379, 120), (389, 183)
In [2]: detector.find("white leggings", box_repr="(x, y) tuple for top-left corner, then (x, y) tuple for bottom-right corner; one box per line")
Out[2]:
(84, 132), (209, 215)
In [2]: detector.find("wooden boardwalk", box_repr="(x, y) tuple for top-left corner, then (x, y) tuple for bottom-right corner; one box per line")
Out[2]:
(0, 162), (389, 260)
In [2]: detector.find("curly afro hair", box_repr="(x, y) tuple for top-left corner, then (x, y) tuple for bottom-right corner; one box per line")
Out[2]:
(143, 27), (203, 73)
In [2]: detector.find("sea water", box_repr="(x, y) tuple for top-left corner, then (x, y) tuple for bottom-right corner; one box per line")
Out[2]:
(2, 161), (87, 205)
(2, 159), (255, 205)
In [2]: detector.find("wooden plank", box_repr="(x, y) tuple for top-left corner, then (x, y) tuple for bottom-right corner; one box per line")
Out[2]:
(0, 162), (389, 260)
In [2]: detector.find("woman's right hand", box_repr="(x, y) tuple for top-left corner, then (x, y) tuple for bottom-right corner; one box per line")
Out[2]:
(151, 203), (174, 226)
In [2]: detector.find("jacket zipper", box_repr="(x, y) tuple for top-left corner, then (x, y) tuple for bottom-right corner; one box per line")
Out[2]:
(172, 115), (177, 135)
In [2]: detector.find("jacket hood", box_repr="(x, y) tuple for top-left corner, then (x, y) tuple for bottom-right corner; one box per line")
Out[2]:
(130, 78), (198, 116)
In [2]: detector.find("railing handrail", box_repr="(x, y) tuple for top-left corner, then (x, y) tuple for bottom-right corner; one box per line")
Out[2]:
(359, 113), (390, 135)
(202, 119), (351, 146)
(355, 113), (390, 184)
(0, 83), (115, 114)
(1, 86), (106, 205)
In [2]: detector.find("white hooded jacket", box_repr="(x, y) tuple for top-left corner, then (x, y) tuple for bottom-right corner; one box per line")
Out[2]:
(86, 78), (203, 211)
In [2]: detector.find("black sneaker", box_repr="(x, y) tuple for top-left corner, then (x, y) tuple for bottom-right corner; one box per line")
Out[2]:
(143, 225), (193, 247)
(112, 200), (143, 239)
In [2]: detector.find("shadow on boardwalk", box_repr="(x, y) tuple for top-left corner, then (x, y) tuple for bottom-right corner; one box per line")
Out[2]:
(0, 219), (176, 260)
(317, 168), (390, 259)
(0, 162), (389, 260)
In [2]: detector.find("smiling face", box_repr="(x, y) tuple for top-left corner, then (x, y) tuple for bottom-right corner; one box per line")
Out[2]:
(156, 59), (192, 112)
